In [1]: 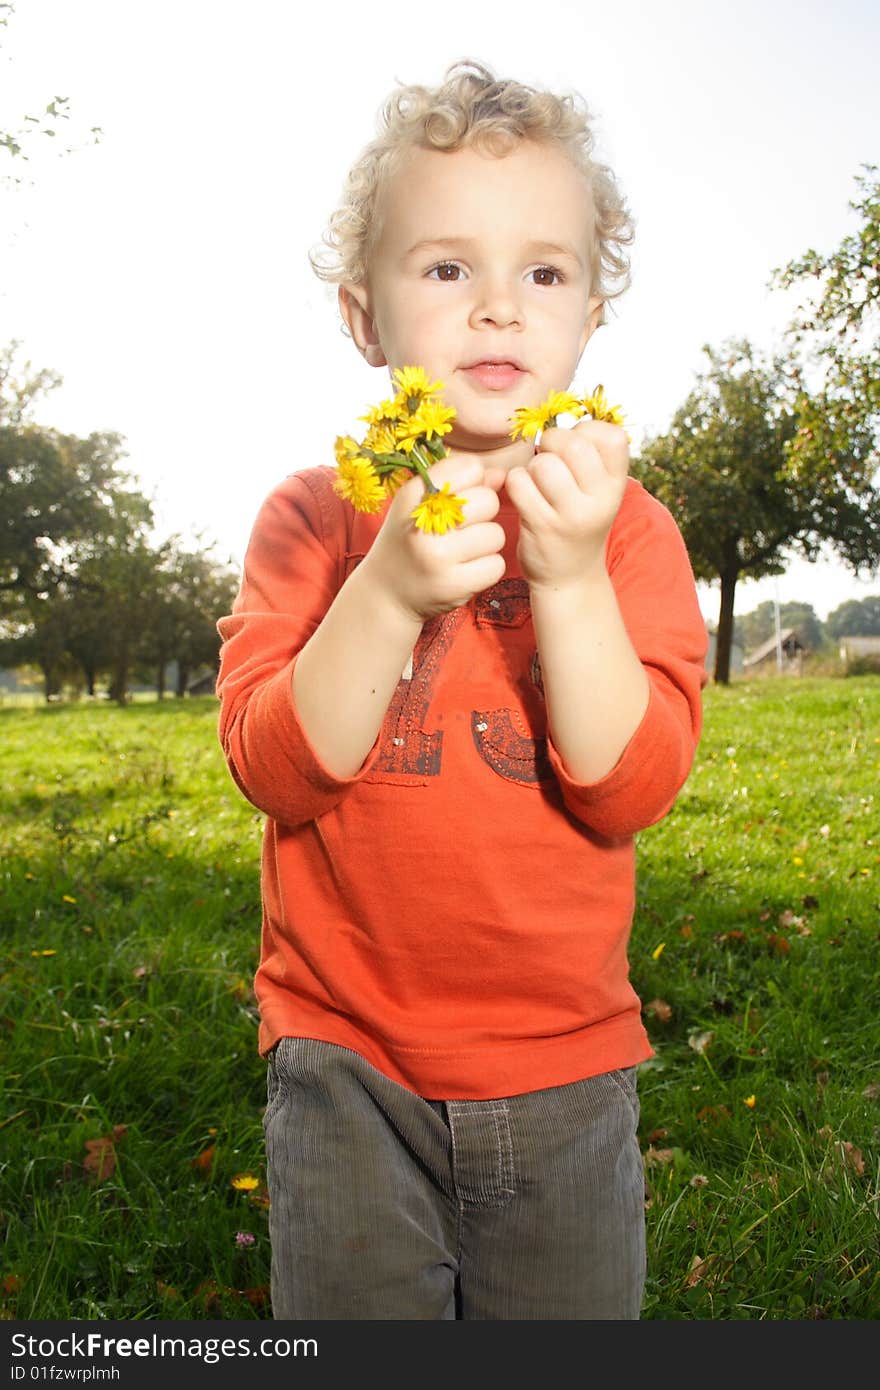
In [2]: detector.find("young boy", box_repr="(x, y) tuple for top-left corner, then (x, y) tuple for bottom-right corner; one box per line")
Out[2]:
(216, 59), (708, 1321)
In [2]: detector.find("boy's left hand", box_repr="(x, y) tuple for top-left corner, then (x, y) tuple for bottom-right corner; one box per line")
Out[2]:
(504, 419), (630, 590)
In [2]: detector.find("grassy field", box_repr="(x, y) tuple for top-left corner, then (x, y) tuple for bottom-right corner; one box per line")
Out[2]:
(1, 678), (878, 1320)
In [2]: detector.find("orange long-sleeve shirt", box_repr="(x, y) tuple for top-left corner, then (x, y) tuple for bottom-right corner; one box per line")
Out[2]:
(216, 466), (708, 1099)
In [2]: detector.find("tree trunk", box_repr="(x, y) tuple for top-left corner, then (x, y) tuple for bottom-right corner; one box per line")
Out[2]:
(157, 662), (166, 700)
(176, 662), (190, 698)
(109, 661), (129, 706)
(714, 568), (739, 684)
(41, 662), (61, 702)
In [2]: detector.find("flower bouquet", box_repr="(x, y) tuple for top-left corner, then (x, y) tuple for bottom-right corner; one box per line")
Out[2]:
(333, 367), (625, 534)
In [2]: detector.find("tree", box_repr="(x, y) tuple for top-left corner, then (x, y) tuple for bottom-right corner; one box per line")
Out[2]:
(0, 344), (154, 619)
(0, 599), (77, 698)
(772, 165), (879, 429)
(826, 595), (880, 639)
(69, 527), (164, 704)
(1, 2), (101, 187)
(632, 339), (880, 683)
(140, 541), (240, 697)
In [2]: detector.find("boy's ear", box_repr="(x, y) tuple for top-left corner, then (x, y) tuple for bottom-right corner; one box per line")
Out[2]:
(577, 294), (606, 357)
(338, 283), (387, 367)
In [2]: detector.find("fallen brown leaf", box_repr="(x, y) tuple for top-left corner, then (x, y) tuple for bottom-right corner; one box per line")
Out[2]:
(696, 1104), (731, 1125)
(240, 1285), (271, 1310)
(685, 1253), (717, 1288)
(191, 1145), (216, 1174)
(778, 909), (805, 929)
(766, 933), (791, 955)
(194, 1279), (226, 1313)
(835, 1141), (865, 1177)
(643, 1146), (675, 1167)
(83, 1125), (127, 1181)
(644, 998), (673, 1023)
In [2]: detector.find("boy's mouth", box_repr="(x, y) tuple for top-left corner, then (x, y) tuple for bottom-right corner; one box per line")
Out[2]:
(461, 359), (527, 391)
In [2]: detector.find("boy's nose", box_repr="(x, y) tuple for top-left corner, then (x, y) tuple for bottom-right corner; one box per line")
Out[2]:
(468, 276), (524, 329)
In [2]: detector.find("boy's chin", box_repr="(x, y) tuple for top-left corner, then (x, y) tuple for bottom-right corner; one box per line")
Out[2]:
(447, 423), (517, 454)
(447, 407), (521, 448)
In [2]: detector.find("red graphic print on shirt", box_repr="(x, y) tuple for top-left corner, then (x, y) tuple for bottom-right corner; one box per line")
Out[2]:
(371, 606), (469, 776)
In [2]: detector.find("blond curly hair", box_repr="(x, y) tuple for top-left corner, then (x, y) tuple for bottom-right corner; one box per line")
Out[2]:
(309, 59), (634, 318)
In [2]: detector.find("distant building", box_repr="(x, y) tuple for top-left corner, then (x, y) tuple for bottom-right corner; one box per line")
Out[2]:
(743, 627), (807, 675)
(187, 668), (219, 696)
(839, 635), (880, 672)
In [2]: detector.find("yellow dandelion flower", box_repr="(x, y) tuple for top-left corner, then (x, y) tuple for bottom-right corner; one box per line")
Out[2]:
(411, 484), (467, 534)
(392, 429), (416, 456)
(333, 434), (361, 466)
(30, 948), (57, 957)
(509, 405), (548, 441)
(360, 398), (405, 429)
(62, 895), (77, 904)
(382, 466), (413, 496)
(231, 1174), (260, 1191)
(396, 399), (457, 447)
(651, 941), (666, 960)
(333, 456), (387, 514)
(509, 390), (584, 441)
(581, 384), (625, 426)
(392, 365), (444, 401)
(743, 1095), (757, 1109)
(363, 421), (399, 455)
(543, 390), (584, 420)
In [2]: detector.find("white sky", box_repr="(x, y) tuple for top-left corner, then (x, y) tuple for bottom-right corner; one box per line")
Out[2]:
(2, 0), (879, 624)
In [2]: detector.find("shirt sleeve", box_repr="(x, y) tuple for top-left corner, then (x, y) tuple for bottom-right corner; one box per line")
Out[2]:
(545, 480), (708, 839)
(215, 468), (382, 827)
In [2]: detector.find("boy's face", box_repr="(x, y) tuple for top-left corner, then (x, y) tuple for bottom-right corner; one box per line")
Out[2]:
(340, 140), (603, 464)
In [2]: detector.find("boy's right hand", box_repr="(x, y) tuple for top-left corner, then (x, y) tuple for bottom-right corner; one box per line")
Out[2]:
(361, 457), (507, 624)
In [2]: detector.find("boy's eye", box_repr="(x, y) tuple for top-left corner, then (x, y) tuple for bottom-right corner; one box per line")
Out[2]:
(531, 265), (563, 286)
(427, 262), (462, 282)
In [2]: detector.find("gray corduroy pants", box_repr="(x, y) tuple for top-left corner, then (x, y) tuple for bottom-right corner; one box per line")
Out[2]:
(264, 1036), (646, 1321)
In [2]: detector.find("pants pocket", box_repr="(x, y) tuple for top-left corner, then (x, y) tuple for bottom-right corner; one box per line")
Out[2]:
(262, 1036), (291, 1131)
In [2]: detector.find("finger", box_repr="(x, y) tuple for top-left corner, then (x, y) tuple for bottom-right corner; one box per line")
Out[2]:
(504, 464), (557, 527)
(447, 519), (507, 565)
(426, 453), (486, 492)
(523, 451), (579, 512)
(536, 426), (606, 494)
(570, 419), (630, 478)
(481, 465), (508, 494)
(456, 483), (501, 527)
(445, 448), (512, 493)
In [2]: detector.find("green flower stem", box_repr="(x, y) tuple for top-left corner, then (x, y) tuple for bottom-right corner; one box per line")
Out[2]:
(409, 445), (438, 494)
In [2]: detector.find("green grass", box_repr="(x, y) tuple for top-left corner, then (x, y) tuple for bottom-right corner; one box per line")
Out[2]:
(1, 680), (878, 1320)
